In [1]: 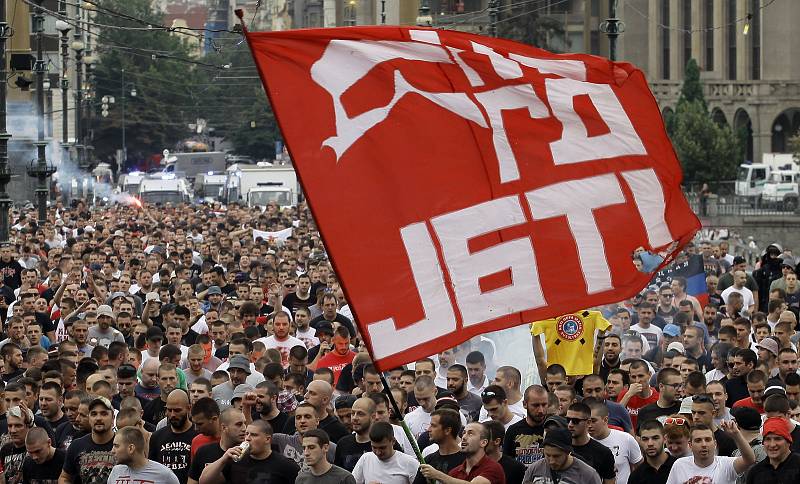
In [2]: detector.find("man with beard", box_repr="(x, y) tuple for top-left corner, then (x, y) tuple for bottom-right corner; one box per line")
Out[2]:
(38, 381), (68, 429)
(242, 381), (289, 434)
(629, 420), (677, 484)
(148, 389), (197, 483)
(257, 311), (304, 368)
(200, 420), (300, 484)
(60, 396), (117, 484)
(637, 368), (683, 432)
(272, 403), (337, 467)
(503, 384), (548, 466)
(0, 406), (33, 484)
(420, 422), (505, 483)
(412, 409), (464, 484)
(20, 427), (66, 484)
(521, 427), (600, 484)
(1, 342), (24, 382)
(599, 334), (623, 382)
(211, 355), (251, 407)
(143, 363), (178, 426)
(334, 397), (376, 472)
(567, 402), (616, 484)
(188, 408), (246, 484)
(447, 364), (482, 423)
(108, 427), (179, 484)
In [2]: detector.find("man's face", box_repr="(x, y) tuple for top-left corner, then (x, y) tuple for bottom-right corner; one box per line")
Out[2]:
(229, 368), (248, 386)
(211, 326), (227, 346)
(437, 350), (455, 369)
(4, 348), (22, 371)
(466, 362), (485, 383)
(302, 436), (327, 468)
(638, 307), (654, 325)
(370, 437), (394, 461)
(763, 434), (790, 460)
(623, 341), (643, 359)
(779, 352), (799, 377)
(640, 429), (665, 458)
(545, 373), (565, 393)
(71, 323), (88, 344)
(322, 298), (337, 318)
(26, 437), (51, 464)
(118, 376), (136, 398)
(691, 401), (714, 426)
(747, 380), (766, 406)
(189, 384), (211, 405)
(244, 424), (270, 454)
(629, 366), (650, 389)
(707, 383), (727, 413)
(683, 329), (701, 351)
(414, 387), (437, 413)
(363, 372), (382, 394)
(295, 406), (318, 434)
(192, 413), (218, 436)
(603, 338), (620, 361)
(90, 406), (114, 434)
(446, 370), (466, 396)
(350, 401), (374, 434)
(543, 445), (569, 471)
(38, 389), (61, 419)
(273, 316), (290, 339)
(159, 370), (178, 395)
(689, 429), (716, 460)
(734, 324), (750, 343)
(659, 374), (683, 403)
(787, 384), (800, 404)
(335, 407), (352, 431)
(732, 357), (751, 377)
(606, 374), (625, 399)
(167, 400), (189, 429)
(7, 416), (27, 447)
(414, 362), (435, 379)
(566, 410), (588, 438)
(399, 375), (414, 393)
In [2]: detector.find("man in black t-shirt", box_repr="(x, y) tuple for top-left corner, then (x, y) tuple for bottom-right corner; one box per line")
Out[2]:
(412, 409), (465, 484)
(503, 385), (548, 466)
(567, 402), (616, 482)
(333, 397), (375, 472)
(0, 406), (32, 484)
(637, 368), (683, 432)
(201, 420), (300, 484)
(61, 396), (117, 484)
(188, 408), (246, 484)
(148, 389), (197, 484)
(21, 427), (66, 484)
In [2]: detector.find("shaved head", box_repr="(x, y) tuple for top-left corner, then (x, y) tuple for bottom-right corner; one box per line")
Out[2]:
(167, 389), (190, 406)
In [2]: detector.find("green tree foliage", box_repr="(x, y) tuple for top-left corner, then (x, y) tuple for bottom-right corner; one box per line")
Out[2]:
(667, 59), (743, 183)
(496, 2), (569, 51)
(91, 0), (204, 163)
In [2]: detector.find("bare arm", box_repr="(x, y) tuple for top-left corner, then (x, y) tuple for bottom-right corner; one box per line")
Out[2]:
(723, 421), (755, 474)
(58, 470), (75, 484)
(199, 446), (240, 484)
(531, 330), (547, 385)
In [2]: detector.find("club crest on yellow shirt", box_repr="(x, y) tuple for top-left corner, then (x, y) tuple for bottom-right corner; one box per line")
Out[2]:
(556, 314), (584, 341)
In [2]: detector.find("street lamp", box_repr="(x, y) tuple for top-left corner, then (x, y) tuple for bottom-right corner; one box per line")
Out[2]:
(55, 20), (70, 153)
(71, 38), (85, 169)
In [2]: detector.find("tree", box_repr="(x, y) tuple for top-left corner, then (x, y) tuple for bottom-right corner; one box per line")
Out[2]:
(667, 59), (743, 183)
(496, 2), (569, 52)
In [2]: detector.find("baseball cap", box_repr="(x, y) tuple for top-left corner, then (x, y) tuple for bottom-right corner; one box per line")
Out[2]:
(731, 407), (762, 432)
(542, 428), (572, 453)
(543, 415), (568, 430)
(763, 417), (793, 443)
(756, 338), (780, 357)
(666, 342), (685, 355)
(663, 324), (681, 338)
(334, 395), (357, 410)
(110, 292), (128, 301)
(207, 286), (222, 296)
(90, 396), (114, 412)
(227, 355), (251, 374)
(96, 305), (114, 318)
(316, 322), (334, 335)
(232, 384), (254, 401)
(732, 256), (746, 265)
(146, 326), (164, 342)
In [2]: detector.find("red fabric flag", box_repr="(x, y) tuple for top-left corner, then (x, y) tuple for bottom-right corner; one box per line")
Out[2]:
(245, 26), (700, 371)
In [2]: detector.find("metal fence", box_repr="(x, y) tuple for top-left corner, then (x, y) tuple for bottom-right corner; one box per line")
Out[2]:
(683, 181), (799, 216)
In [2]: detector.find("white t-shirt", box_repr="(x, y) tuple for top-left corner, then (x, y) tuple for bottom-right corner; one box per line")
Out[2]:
(721, 286), (756, 309)
(630, 323), (663, 349)
(404, 407), (432, 439)
(352, 451), (419, 484)
(666, 455), (740, 484)
(296, 327), (319, 349)
(594, 428), (643, 484)
(256, 335), (305, 368)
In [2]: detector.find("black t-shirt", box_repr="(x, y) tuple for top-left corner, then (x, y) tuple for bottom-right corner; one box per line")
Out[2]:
(628, 453), (676, 484)
(503, 419), (545, 466)
(715, 428), (737, 457)
(222, 451), (300, 484)
(47, 413), (69, 430)
(0, 260), (23, 289)
(21, 448), (66, 484)
(791, 424), (800, 453)
(35, 312), (56, 335)
(142, 397), (167, 426)
(148, 425), (198, 484)
(310, 314), (356, 338)
(573, 438), (616, 480)
(62, 434), (116, 484)
(54, 422), (87, 452)
(281, 293), (314, 316)
(265, 412), (288, 437)
(0, 443), (27, 484)
(636, 401), (681, 432)
(500, 454), (526, 484)
(320, 414), (349, 443)
(412, 450), (465, 484)
(188, 442), (225, 481)
(333, 435), (372, 472)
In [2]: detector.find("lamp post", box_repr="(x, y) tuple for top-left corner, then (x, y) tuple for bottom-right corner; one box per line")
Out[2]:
(72, 38), (84, 170)
(83, 55), (96, 166)
(28, 0), (56, 224)
(55, 20), (71, 156)
(0, 0), (12, 241)
(599, 0), (625, 61)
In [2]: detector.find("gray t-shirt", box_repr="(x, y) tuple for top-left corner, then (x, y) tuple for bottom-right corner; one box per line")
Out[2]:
(523, 455), (601, 484)
(107, 459), (181, 484)
(87, 325), (125, 347)
(296, 464), (356, 484)
(272, 432), (337, 468)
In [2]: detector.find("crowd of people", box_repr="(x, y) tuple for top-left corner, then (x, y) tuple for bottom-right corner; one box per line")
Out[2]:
(0, 198), (798, 484)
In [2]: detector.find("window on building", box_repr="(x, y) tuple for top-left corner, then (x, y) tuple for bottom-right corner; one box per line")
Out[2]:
(682, 0), (691, 73)
(704, 0), (714, 71)
(727, 0), (736, 80)
(344, 4), (357, 26)
(662, 0), (670, 79)
(751, 0), (760, 79)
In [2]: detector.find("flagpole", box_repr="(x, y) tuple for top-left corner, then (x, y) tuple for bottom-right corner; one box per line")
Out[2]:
(234, 8), (429, 470)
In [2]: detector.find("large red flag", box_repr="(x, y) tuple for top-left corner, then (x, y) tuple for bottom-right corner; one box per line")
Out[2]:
(244, 25), (700, 371)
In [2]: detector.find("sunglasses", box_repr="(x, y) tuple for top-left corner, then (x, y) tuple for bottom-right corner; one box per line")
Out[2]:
(664, 417), (688, 426)
(567, 417), (587, 425)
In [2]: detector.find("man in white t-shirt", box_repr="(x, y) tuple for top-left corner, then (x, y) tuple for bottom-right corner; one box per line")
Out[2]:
(256, 311), (304, 368)
(631, 302), (663, 350)
(720, 271), (757, 314)
(665, 421), (756, 484)
(587, 399), (642, 484)
(352, 421), (419, 484)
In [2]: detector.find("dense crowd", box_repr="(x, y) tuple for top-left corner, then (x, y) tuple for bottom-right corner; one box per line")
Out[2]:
(0, 198), (797, 484)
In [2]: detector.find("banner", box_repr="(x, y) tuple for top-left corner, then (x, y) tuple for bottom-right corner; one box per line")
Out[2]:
(253, 227), (293, 244)
(245, 26), (700, 370)
(651, 254), (709, 305)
